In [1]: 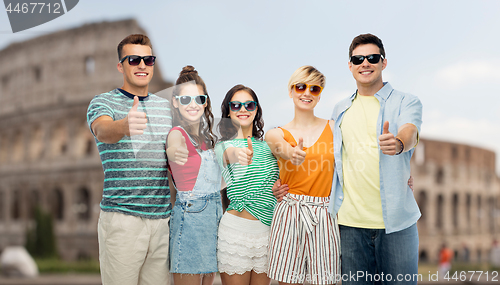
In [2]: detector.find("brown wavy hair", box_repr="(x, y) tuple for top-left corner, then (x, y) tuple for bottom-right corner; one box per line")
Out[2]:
(172, 66), (216, 148)
(218, 84), (264, 141)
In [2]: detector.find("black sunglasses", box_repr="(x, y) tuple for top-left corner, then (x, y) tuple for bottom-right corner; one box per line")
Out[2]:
(350, 54), (384, 65)
(229, 101), (257, 112)
(119, 55), (156, 66)
(175, 95), (207, 105)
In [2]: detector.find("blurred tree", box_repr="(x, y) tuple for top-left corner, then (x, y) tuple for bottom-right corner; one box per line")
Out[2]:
(25, 207), (58, 258)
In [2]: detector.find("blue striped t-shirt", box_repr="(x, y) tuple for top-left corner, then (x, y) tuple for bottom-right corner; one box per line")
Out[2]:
(87, 88), (172, 219)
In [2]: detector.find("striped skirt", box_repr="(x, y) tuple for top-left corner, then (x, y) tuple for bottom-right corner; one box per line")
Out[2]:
(267, 193), (341, 284)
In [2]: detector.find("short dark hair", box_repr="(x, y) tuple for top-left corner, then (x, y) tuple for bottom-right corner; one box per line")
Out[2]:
(349, 33), (385, 58)
(117, 34), (152, 60)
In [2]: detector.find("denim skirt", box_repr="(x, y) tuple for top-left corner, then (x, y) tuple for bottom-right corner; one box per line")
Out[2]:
(170, 191), (223, 274)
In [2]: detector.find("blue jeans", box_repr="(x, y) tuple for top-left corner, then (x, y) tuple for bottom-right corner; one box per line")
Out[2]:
(339, 223), (419, 285)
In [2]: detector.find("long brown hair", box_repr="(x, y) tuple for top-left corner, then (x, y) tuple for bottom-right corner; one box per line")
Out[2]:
(172, 66), (216, 148)
(218, 84), (264, 141)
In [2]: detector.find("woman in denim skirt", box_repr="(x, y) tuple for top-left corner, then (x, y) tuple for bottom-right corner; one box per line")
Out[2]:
(167, 66), (222, 285)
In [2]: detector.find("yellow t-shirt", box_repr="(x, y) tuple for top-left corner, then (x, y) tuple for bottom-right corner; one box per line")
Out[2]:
(338, 93), (385, 228)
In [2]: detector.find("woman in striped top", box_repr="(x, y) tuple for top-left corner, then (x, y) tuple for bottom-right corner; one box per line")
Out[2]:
(215, 84), (279, 285)
(167, 66), (222, 285)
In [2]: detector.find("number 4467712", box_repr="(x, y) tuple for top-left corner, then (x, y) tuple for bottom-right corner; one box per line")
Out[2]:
(5, 2), (61, 14)
(444, 271), (499, 282)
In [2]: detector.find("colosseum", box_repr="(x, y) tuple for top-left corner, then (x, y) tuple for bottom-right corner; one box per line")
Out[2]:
(413, 139), (500, 263)
(0, 19), (499, 263)
(0, 19), (171, 260)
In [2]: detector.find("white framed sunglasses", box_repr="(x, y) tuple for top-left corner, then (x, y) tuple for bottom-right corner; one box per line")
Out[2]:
(175, 95), (207, 105)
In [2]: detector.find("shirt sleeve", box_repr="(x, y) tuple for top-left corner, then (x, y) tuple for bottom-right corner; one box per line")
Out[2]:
(87, 95), (115, 137)
(397, 94), (423, 133)
(331, 102), (341, 120)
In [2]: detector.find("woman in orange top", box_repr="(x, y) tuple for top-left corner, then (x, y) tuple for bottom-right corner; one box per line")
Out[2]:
(266, 66), (340, 285)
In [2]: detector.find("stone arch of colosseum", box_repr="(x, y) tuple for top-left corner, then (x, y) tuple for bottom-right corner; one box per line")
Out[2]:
(413, 140), (500, 263)
(0, 19), (171, 260)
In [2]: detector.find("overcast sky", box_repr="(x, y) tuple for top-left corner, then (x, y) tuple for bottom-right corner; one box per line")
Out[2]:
(2, 0), (500, 173)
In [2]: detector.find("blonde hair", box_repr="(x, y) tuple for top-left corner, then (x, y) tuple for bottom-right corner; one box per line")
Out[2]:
(288, 65), (326, 91)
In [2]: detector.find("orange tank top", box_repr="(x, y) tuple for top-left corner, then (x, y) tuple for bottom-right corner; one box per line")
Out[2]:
(278, 122), (334, 197)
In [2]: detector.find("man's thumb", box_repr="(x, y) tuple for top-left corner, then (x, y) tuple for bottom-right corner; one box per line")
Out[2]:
(383, 121), (390, 134)
(132, 96), (139, 111)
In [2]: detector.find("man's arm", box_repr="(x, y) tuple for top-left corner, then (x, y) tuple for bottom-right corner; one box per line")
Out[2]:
(91, 116), (128, 144)
(396, 123), (418, 152)
(271, 178), (289, 202)
(91, 96), (147, 144)
(379, 122), (418, 155)
(379, 94), (422, 155)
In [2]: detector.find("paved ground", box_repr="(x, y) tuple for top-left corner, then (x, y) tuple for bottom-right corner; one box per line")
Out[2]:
(0, 274), (229, 285)
(1, 273), (499, 284)
(0, 275), (101, 285)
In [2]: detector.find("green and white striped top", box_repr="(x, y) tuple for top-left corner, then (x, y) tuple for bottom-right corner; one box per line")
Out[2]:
(215, 137), (279, 226)
(87, 89), (172, 219)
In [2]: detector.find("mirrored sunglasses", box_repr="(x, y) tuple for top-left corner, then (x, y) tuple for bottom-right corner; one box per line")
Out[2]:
(293, 83), (323, 96)
(229, 101), (257, 112)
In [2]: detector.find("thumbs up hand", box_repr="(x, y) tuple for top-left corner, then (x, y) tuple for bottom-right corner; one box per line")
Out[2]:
(291, 137), (306, 165)
(378, 121), (400, 155)
(173, 136), (189, 165)
(127, 96), (147, 136)
(238, 136), (254, 165)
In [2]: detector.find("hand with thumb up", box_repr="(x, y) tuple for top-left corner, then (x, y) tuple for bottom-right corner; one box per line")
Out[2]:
(173, 136), (189, 166)
(127, 96), (147, 136)
(238, 136), (254, 165)
(291, 137), (306, 165)
(378, 121), (401, 155)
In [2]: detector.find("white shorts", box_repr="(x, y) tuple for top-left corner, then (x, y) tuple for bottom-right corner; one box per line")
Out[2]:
(98, 211), (170, 285)
(268, 194), (341, 284)
(217, 212), (270, 275)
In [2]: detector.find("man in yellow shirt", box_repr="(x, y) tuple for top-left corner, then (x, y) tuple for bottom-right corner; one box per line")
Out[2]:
(330, 34), (422, 285)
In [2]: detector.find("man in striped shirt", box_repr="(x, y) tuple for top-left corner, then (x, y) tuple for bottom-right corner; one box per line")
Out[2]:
(87, 34), (172, 285)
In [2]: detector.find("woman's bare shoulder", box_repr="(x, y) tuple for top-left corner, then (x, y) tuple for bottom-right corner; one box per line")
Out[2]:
(266, 127), (285, 140)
